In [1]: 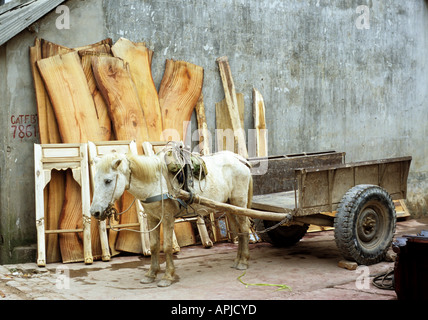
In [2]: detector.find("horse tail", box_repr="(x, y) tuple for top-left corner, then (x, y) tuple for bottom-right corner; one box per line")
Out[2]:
(247, 175), (253, 209)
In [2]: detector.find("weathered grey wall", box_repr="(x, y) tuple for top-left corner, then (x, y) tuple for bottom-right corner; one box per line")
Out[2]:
(102, 0), (428, 217)
(1, 0), (427, 263)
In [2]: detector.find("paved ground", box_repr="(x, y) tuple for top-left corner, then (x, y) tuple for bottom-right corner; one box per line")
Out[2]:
(0, 217), (427, 301)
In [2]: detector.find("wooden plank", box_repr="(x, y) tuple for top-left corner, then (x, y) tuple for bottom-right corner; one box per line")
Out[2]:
(39, 48), (108, 263)
(41, 38), (74, 58)
(30, 38), (65, 263)
(251, 191), (297, 213)
(37, 51), (107, 263)
(216, 56), (247, 157)
(215, 92), (244, 153)
(73, 38), (113, 52)
(79, 51), (112, 141)
(91, 56), (150, 152)
(159, 59), (203, 141)
(195, 94), (211, 156)
(30, 39), (50, 144)
(111, 38), (163, 141)
(395, 199), (411, 219)
(252, 88), (268, 157)
(44, 170), (65, 263)
(0, 0), (66, 46)
(37, 51), (105, 142)
(173, 221), (196, 247)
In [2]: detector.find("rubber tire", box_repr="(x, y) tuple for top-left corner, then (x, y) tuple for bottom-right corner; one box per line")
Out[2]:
(334, 184), (396, 265)
(254, 219), (309, 247)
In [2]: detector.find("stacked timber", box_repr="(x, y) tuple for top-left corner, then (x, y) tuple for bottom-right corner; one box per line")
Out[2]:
(31, 37), (204, 263)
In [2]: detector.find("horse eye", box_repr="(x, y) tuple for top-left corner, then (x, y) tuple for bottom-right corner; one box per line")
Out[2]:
(104, 179), (112, 185)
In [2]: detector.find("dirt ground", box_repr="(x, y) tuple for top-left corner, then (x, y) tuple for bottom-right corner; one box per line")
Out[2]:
(1, 217), (427, 303)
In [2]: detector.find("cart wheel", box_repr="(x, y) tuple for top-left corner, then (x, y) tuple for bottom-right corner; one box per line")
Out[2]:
(334, 184), (396, 265)
(254, 219), (309, 247)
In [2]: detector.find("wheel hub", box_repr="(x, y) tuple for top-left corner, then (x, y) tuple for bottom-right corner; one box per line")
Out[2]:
(358, 208), (379, 243)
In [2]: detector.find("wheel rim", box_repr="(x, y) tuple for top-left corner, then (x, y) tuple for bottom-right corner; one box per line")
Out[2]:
(356, 201), (388, 250)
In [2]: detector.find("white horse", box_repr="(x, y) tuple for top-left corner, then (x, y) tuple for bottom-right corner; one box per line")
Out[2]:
(90, 149), (253, 287)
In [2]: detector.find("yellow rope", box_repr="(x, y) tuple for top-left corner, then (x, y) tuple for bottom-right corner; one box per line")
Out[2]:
(237, 272), (292, 291)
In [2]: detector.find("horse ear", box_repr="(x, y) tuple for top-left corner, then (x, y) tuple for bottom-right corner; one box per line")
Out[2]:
(112, 159), (122, 170)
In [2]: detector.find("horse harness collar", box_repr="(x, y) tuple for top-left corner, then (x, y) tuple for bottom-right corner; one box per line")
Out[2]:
(141, 192), (195, 218)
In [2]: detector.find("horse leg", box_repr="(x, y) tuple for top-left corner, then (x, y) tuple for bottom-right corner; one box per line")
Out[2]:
(236, 215), (250, 269)
(141, 216), (161, 284)
(158, 215), (176, 287)
(227, 213), (250, 270)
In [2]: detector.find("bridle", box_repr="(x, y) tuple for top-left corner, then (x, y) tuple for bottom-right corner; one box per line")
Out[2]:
(100, 156), (165, 233)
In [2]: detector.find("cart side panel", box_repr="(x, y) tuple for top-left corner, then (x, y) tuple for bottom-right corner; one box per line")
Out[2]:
(249, 151), (345, 195)
(295, 156), (412, 216)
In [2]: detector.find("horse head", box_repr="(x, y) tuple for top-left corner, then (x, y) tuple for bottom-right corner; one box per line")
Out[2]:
(90, 153), (130, 221)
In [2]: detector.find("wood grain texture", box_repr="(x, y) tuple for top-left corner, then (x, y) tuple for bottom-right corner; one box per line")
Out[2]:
(37, 51), (104, 143)
(159, 59), (203, 140)
(215, 92), (245, 153)
(252, 88), (268, 157)
(30, 38), (64, 263)
(80, 51), (112, 141)
(216, 56), (247, 157)
(37, 50), (107, 262)
(92, 56), (149, 153)
(112, 38), (163, 140)
(194, 94), (210, 155)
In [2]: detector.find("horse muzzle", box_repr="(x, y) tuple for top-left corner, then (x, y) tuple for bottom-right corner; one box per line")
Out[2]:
(90, 202), (118, 221)
(90, 205), (107, 221)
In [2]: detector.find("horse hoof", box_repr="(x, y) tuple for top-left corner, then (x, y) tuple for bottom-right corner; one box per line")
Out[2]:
(232, 261), (248, 270)
(140, 276), (156, 284)
(157, 279), (173, 287)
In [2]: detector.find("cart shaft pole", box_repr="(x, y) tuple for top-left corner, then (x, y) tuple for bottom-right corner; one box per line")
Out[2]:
(176, 190), (292, 222)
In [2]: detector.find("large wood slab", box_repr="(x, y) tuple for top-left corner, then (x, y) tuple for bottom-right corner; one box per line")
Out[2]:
(112, 38), (163, 141)
(159, 59), (203, 140)
(92, 55), (149, 152)
(37, 50), (107, 262)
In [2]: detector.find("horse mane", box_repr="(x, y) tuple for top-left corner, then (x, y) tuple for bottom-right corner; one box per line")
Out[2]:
(126, 153), (163, 183)
(97, 153), (162, 183)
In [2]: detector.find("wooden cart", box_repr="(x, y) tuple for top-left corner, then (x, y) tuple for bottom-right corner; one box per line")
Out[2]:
(177, 151), (412, 265)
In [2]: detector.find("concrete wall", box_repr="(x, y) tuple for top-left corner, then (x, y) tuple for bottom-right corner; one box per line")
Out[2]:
(1, 0), (427, 263)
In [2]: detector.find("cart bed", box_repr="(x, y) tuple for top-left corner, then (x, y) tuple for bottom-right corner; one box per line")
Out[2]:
(252, 191), (297, 213)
